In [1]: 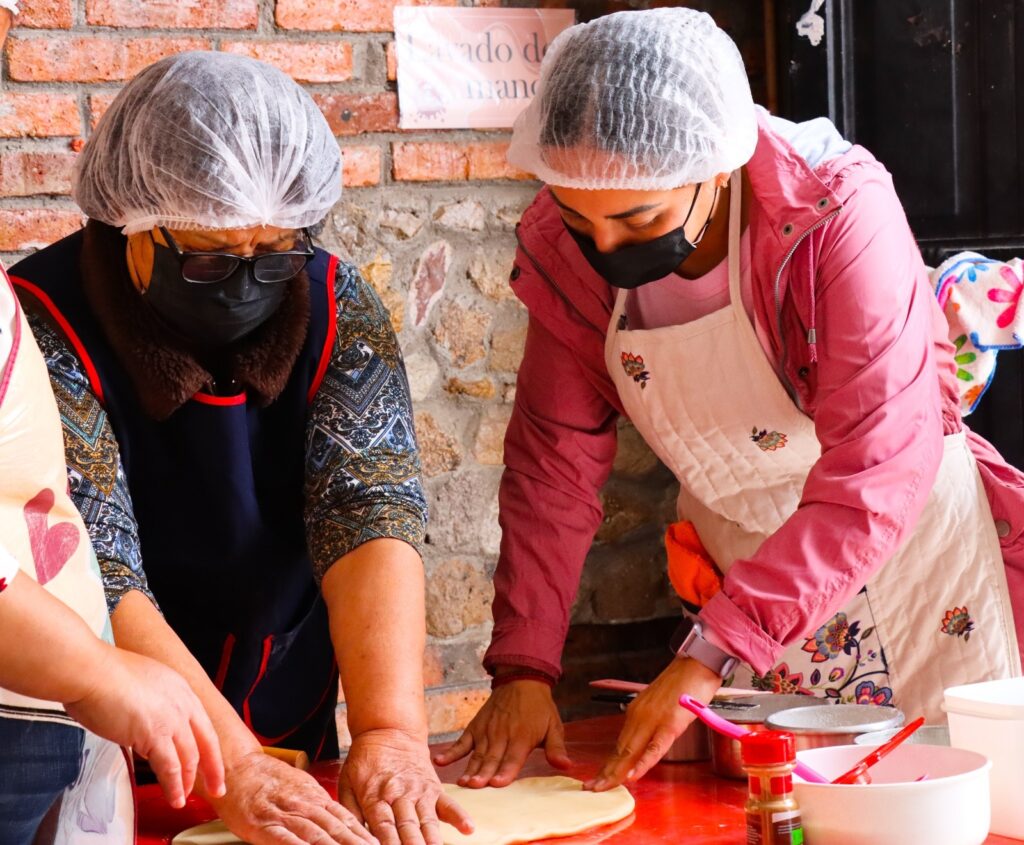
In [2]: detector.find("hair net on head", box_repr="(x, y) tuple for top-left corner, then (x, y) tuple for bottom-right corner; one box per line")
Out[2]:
(73, 51), (341, 235)
(507, 8), (757, 191)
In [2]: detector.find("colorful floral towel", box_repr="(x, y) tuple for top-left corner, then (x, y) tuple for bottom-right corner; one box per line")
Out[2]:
(933, 252), (1024, 416)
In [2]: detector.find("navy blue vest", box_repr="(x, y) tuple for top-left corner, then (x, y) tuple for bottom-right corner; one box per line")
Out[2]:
(12, 231), (341, 758)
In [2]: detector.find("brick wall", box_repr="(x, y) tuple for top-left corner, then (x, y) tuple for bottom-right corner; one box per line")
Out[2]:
(0, 0), (767, 744)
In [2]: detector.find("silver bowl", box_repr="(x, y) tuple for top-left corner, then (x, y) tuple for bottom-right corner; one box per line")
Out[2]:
(661, 718), (711, 762)
(708, 695), (824, 779)
(765, 704), (905, 751)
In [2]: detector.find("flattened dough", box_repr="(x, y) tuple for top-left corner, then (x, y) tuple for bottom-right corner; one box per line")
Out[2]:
(172, 776), (635, 845)
(172, 821), (243, 844)
(440, 776), (635, 844)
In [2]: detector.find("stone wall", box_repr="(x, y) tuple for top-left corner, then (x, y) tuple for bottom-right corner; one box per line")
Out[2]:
(0, 0), (768, 743)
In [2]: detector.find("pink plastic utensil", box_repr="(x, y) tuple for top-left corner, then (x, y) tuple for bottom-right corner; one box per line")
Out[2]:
(678, 694), (830, 784)
(831, 716), (926, 784)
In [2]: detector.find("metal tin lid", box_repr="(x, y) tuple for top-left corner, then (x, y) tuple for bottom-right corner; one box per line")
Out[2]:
(765, 704), (904, 735)
(708, 694), (822, 725)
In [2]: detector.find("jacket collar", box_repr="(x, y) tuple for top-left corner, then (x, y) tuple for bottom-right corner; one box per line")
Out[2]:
(80, 220), (310, 420)
(744, 108), (842, 242)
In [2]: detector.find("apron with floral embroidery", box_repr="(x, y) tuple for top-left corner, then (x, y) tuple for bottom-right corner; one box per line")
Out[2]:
(605, 172), (1020, 722)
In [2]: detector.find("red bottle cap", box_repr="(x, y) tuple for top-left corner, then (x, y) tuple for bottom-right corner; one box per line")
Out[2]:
(740, 730), (796, 766)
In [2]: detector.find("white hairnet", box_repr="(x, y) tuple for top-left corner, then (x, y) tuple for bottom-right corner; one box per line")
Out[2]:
(507, 9), (757, 191)
(73, 51), (341, 235)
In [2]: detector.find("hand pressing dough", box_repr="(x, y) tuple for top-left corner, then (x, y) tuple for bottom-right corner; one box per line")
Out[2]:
(172, 776), (635, 845)
(172, 821), (242, 844)
(440, 776), (635, 844)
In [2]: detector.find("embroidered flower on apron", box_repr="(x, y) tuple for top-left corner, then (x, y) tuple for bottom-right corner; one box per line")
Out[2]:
(854, 680), (893, 706)
(801, 612), (857, 662)
(620, 351), (650, 388)
(941, 606), (975, 640)
(753, 608), (893, 704)
(751, 427), (788, 451)
(751, 662), (811, 695)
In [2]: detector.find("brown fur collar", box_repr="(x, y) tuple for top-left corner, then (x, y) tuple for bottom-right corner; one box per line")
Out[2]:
(80, 220), (311, 421)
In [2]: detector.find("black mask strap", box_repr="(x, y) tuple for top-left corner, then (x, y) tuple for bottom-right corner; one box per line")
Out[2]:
(689, 183), (720, 248)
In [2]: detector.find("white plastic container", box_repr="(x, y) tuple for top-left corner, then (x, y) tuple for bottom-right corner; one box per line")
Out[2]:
(944, 677), (1024, 839)
(794, 744), (991, 845)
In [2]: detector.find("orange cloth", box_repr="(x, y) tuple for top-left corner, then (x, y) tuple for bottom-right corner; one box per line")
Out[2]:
(665, 521), (723, 608)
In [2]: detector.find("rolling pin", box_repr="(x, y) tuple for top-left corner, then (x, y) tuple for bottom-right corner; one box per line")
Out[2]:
(132, 745), (309, 784)
(261, 746), (310, 770)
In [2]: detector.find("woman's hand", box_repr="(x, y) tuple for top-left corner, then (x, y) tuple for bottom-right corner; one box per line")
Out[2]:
(339, 728), (473, 845)
(211, 751), (377, 845)
(433, 679), (571, 788)
(64, 646), (225, 809)
(585, 658), (721, 791)
(0, 573), (224, 810)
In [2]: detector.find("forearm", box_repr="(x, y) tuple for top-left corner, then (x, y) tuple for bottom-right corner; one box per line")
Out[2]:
(323, 538), (427, 740)
(700, 408), (943, 672)
(0, 571), (113, 704)
(486, 321), (619, 677)
(485, 470), (603, 680)
(701, 444), (941, 673)
(111, 589), (260, 762)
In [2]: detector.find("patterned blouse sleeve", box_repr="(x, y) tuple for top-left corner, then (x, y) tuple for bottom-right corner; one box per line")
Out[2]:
(27, 314), (156, 614)
(305, 261), (428, 582)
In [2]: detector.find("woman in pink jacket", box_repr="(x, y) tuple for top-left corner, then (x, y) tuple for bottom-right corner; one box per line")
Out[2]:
(435, 8), (1024, 792)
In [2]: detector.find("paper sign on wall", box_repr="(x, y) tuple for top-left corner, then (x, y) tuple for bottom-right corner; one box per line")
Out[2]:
(394, 7), (575, 130)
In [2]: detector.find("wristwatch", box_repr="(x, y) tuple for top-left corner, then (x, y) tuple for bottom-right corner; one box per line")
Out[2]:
(671, 617), (739, 679)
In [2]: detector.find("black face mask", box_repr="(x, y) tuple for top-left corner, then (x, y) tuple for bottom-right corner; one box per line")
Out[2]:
(144, 240), (289, 347)
(566, 183), (719, 289)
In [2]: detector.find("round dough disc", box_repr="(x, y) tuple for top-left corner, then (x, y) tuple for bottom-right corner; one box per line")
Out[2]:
(172, 821), (243, 844)
(172, 776), (636, 845)
(440, 775), (635, 844)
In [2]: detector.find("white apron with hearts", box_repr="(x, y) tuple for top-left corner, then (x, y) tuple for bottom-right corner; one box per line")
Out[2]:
(605, 173), (1020, 722)
(0, 270), (134, 843)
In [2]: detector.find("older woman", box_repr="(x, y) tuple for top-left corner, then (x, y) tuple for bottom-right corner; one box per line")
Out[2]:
(437, 9), (1024, 794)
(11, 52), (469, 845)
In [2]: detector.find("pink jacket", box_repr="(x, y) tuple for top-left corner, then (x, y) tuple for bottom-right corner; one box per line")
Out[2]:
(485, 111), (1024, 680)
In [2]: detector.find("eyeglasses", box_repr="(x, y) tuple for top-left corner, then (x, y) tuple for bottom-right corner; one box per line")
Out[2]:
(157, 227), (315, 285)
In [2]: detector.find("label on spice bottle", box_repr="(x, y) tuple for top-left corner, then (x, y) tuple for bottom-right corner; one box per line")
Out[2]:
(772, 809), (804, 844)
(746, 809), (804, 844)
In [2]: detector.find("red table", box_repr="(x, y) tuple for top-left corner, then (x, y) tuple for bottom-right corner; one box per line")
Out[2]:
(138, 714), (1018, 844)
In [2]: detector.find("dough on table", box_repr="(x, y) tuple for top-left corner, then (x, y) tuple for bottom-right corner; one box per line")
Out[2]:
(172, 776), (635, 845)
(172, 821), (243, 844)
(440, 776), (635, 845)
